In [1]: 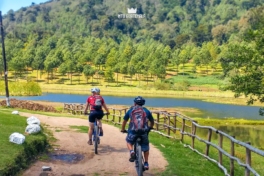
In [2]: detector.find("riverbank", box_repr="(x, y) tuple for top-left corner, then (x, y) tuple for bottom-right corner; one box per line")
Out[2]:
(39, 83), (263, 107)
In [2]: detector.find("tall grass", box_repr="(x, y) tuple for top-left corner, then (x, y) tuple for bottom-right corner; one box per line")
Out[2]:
(169, 75), (224, 86)
(0, 81), (42, 96)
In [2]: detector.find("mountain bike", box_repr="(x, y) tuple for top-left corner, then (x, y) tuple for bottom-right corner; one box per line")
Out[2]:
(85, 112), (109, 154)
(93, 117), (100, 154)
(122, 128), (152, 176)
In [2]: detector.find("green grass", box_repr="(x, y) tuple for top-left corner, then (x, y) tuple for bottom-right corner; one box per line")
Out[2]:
(1, 106), (263, 176)
(150, 133), (226, 176)
(69, 125), (88, 133)
(0, 110), (47, 175)
(169, 75), (224, 86)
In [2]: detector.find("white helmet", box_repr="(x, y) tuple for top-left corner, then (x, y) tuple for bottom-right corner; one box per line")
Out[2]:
(91, 88), (97, 93)
(95, 88), (100, 94)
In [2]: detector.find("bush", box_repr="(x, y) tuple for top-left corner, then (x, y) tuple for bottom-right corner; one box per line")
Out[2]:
(0, 81), (42, 96)
(172, 80), (191, 91)
(154, 82), (171, 90)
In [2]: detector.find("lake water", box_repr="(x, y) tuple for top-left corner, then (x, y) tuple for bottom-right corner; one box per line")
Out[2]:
(1, 93), (263, 148)
(1, 93), (263, 120)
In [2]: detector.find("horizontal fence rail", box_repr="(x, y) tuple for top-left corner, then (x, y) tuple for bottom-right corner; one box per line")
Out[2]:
(63, 103), (264, 176)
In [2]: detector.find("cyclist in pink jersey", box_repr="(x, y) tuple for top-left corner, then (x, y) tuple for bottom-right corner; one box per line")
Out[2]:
(84, 87), (110, 145)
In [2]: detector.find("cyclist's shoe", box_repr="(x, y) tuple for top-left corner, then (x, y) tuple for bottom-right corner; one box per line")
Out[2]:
(129, 151), (136, 162)
(144, 162), (149, 170)
(99, 127), (103, 136)
(87, 140), (93, 145)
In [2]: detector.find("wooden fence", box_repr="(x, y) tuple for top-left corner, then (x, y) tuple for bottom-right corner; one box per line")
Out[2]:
(63, 103), (264, 176)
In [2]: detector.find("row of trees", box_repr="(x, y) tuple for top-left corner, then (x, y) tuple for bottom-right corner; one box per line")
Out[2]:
(0, 34), (222, 84)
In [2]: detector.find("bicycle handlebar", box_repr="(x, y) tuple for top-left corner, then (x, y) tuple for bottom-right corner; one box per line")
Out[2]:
(84, 112), (110, 115)
(121, 127), (154, 133)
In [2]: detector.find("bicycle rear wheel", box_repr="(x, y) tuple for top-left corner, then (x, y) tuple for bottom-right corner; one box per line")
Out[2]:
(94, 125), (98, 154)
(135, 143), (143, 176)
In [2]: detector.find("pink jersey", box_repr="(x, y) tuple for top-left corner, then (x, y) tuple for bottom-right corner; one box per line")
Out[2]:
(87, 95), (105, 111)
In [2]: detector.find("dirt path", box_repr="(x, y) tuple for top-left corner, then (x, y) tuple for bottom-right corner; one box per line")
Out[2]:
(20, 112), (168, 176)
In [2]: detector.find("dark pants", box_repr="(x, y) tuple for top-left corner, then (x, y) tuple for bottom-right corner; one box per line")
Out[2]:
(89, 110), (104, 123)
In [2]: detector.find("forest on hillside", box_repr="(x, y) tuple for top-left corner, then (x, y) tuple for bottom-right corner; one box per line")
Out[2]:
(0, 0), (263, 108)
(2, 0), (264, 46)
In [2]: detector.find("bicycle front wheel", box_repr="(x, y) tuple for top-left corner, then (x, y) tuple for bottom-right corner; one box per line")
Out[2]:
(94, 126), (98, 154)
(136, 143), (143, 176)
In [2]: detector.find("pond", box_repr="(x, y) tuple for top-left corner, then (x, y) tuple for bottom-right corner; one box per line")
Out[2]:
(2, 93), (263, 120)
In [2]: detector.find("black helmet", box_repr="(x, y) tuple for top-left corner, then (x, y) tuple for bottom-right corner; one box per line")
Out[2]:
(134, 96), (145, 106)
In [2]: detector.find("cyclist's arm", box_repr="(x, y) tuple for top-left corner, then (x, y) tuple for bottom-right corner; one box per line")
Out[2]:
(149, 120), (154, 128)
(121, 120), (128, 131)
(102, 103), (110, 114)
(147, 110), (155, 128)
(84, 102), (89, 114)
(121, 111), (130, 131)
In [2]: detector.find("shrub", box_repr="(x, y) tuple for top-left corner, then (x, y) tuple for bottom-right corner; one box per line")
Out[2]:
(172, 80), (191, 91)
(0, 81), (42, 96)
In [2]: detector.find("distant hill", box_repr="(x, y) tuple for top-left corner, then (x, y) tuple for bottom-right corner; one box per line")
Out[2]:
(2, 0), (264, 47)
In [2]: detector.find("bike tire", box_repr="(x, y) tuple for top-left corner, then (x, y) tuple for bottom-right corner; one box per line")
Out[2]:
(136, 143), (143, 176)
(94, 126), (98, 154)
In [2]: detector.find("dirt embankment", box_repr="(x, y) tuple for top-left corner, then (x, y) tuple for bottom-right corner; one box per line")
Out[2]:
(0, 99), (58, 112)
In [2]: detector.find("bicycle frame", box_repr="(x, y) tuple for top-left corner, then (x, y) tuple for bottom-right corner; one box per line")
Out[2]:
(93, 119), (100, 154)
(86, 111), (108, 154)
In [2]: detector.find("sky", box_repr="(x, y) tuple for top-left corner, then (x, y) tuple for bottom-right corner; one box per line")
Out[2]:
(0, 0), (49, 15)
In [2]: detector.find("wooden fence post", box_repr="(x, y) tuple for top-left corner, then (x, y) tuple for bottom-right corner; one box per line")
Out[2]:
(156, 113), (160, 131)
(118, 110), (122, 124)
(174, 113), (177, 133)
(181, 118), (186, 142)
(191, 121), (197, 149)
(230, 136), (235, 176)
(218, 133), (223, 166)
(167, 114), (171, 136)
(245, 142), (252, 176)
(205, 128), (212, 156)
(112, 109), (115, 122)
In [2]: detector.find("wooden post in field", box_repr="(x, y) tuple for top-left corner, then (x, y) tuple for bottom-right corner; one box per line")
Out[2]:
(181, 118), (186, 142)
(0, 11), (10, 107)
(230, 136), (235, 176)
(205, 128), (212, 156)
(245, 142), (252, 176)
(191, 121), (197, 149)
(218, 133), (223, 165)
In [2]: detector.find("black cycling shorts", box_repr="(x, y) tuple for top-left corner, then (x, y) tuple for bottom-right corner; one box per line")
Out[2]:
(89, 110), (104, 123)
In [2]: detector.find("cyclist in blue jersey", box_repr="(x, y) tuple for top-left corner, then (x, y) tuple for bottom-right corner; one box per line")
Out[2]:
(121, 96), (154, 170)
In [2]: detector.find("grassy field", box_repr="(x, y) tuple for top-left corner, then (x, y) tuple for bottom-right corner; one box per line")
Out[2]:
(1, 63), (263, 107)
(0, 110), (47, 176)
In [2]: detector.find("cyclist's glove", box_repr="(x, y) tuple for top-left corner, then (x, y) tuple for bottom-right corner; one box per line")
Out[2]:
(148, 127), (154, 132)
